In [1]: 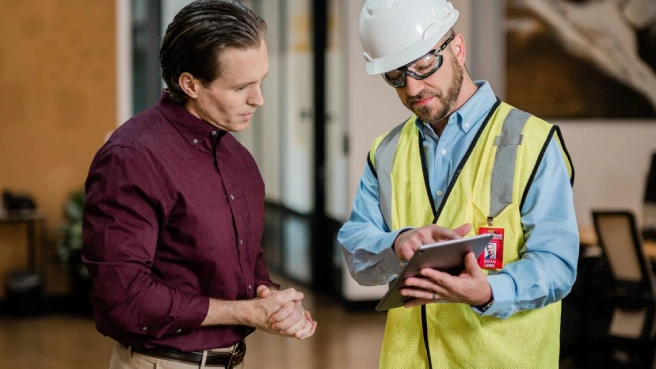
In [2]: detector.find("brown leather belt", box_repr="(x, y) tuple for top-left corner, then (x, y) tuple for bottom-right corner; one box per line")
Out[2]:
(121, 341), (245, 368)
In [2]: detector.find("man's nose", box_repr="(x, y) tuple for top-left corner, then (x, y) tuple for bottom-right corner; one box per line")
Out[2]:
(248, 86), (264, 107)
(403, 76), (424, 97)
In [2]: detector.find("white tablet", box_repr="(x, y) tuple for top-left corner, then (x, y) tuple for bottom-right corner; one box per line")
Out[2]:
(375, 233), (494, 312)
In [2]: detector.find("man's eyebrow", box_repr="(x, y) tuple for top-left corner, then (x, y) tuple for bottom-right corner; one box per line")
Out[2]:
(234, 72), (269, 87)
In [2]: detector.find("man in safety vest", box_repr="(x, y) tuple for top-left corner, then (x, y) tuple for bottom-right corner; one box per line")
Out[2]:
(338, 0), (579, 368)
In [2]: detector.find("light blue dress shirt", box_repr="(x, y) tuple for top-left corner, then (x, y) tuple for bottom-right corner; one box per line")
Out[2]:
(338, 81), (579, 318)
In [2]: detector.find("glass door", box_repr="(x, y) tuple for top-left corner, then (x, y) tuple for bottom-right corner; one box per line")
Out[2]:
(245, 0), (315, 284)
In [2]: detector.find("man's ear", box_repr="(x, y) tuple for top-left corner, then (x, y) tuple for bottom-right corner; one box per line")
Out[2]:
(179, 72), (199, 99)
(451, 34), (466, 66)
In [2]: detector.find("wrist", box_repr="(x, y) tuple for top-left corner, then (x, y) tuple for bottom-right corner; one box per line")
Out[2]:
(203, 298), (252, 327)
(475, 294), (494, 312)
(235, 299), (257, 326)
(392, 228), (412, 253)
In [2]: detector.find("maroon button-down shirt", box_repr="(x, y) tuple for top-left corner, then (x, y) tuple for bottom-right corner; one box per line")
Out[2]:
(82, 91), (277, 351)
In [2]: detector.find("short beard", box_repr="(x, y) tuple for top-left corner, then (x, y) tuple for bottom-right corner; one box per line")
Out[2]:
(410, 56), (464, 124)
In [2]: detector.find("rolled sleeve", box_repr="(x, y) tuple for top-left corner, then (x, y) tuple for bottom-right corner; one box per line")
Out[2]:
(96, 282), (210, 339)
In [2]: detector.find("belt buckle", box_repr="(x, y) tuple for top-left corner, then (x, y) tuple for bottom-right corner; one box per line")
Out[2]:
(225, 341), (246, 369)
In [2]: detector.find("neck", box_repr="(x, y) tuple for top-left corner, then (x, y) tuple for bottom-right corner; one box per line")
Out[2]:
(428, 75), (478, 136)
(184, 99), (201, 120)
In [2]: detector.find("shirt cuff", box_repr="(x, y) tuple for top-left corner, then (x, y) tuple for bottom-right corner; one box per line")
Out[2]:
(372, 228), (412, 284)
(473, 273), (515, 318)
(255, 279), (281, 291)
(173, 290), (210, 334)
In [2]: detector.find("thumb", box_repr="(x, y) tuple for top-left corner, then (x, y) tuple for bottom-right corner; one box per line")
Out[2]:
(454, 223), (472, 237)
(464, 252), (483, 276)
(256, 285), (272, 298)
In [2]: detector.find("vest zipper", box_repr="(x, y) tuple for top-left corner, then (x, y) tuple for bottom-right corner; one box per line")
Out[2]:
(419, 99), (502, 367)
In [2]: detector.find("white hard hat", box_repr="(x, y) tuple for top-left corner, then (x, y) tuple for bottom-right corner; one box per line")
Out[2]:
(359, 0), (459, 75)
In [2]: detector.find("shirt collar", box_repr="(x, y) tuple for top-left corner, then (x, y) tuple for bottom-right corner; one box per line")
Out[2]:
(415, 80), (497, 138)
(155, 90), (222, 144)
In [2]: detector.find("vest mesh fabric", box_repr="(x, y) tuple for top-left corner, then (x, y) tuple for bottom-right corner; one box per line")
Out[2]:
(370, 102), (572, 369)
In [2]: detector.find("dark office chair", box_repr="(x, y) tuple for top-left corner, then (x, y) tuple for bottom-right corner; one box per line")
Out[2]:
(592, 210), (656, 368)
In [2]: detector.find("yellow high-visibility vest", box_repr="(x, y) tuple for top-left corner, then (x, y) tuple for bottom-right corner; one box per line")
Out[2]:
(368, 100), (574, 369)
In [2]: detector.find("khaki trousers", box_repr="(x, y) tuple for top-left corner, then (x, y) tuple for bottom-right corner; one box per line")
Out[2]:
(109, 342), (244, 369)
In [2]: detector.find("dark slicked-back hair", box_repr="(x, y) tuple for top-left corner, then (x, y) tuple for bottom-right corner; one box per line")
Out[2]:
(160, 0), (266, 104)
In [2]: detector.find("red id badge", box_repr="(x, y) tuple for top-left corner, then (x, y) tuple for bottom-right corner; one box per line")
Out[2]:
(477, 227), (504, 270)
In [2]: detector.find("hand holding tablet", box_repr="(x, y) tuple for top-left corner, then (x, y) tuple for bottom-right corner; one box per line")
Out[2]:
(393, 223), (472, 261)
(376, 233), (494, 312)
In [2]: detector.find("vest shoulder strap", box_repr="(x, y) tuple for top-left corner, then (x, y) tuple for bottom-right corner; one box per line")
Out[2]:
(368, 116), (415, 230)
(490, 107), (531, 217)
(368, 117), (414, 172)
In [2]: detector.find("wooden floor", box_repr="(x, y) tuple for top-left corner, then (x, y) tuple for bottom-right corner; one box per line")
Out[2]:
(0, 274), (387, 369)
(0, 269), (636, 369)
(0, 295), (642, 369)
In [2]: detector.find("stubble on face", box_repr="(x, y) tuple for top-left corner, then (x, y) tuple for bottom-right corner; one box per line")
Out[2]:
(405, 55), (464, 125)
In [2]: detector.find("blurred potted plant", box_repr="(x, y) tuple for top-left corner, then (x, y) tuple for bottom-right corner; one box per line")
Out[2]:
(56, 189), (91, 314)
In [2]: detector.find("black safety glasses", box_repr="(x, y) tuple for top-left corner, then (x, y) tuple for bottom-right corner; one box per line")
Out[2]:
(382, 34), (455, 88)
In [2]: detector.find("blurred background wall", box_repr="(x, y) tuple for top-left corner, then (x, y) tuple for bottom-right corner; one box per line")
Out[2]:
(0, 0), (654, 303)
(0, 0), (116, 296)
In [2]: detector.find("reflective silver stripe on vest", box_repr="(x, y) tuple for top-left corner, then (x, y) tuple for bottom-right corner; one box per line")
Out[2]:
(374, 123), (405, 230)
(490, 108), (530, 217)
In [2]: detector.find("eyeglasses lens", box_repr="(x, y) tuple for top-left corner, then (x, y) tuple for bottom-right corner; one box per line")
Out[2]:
(383, 53), (441, 88)
(384, 70), (405, 87)
(409, 54), (437, 75)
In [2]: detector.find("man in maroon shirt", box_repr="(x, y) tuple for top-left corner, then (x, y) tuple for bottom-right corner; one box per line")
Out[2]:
(82, 1), (316, 368)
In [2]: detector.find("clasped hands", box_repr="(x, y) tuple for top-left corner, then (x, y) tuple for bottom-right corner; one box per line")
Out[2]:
(394, 223), (492, 308)
(254, 286), (317, 339)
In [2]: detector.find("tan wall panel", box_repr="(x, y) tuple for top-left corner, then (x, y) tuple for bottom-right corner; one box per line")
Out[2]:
(0, 0), (116, 290)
